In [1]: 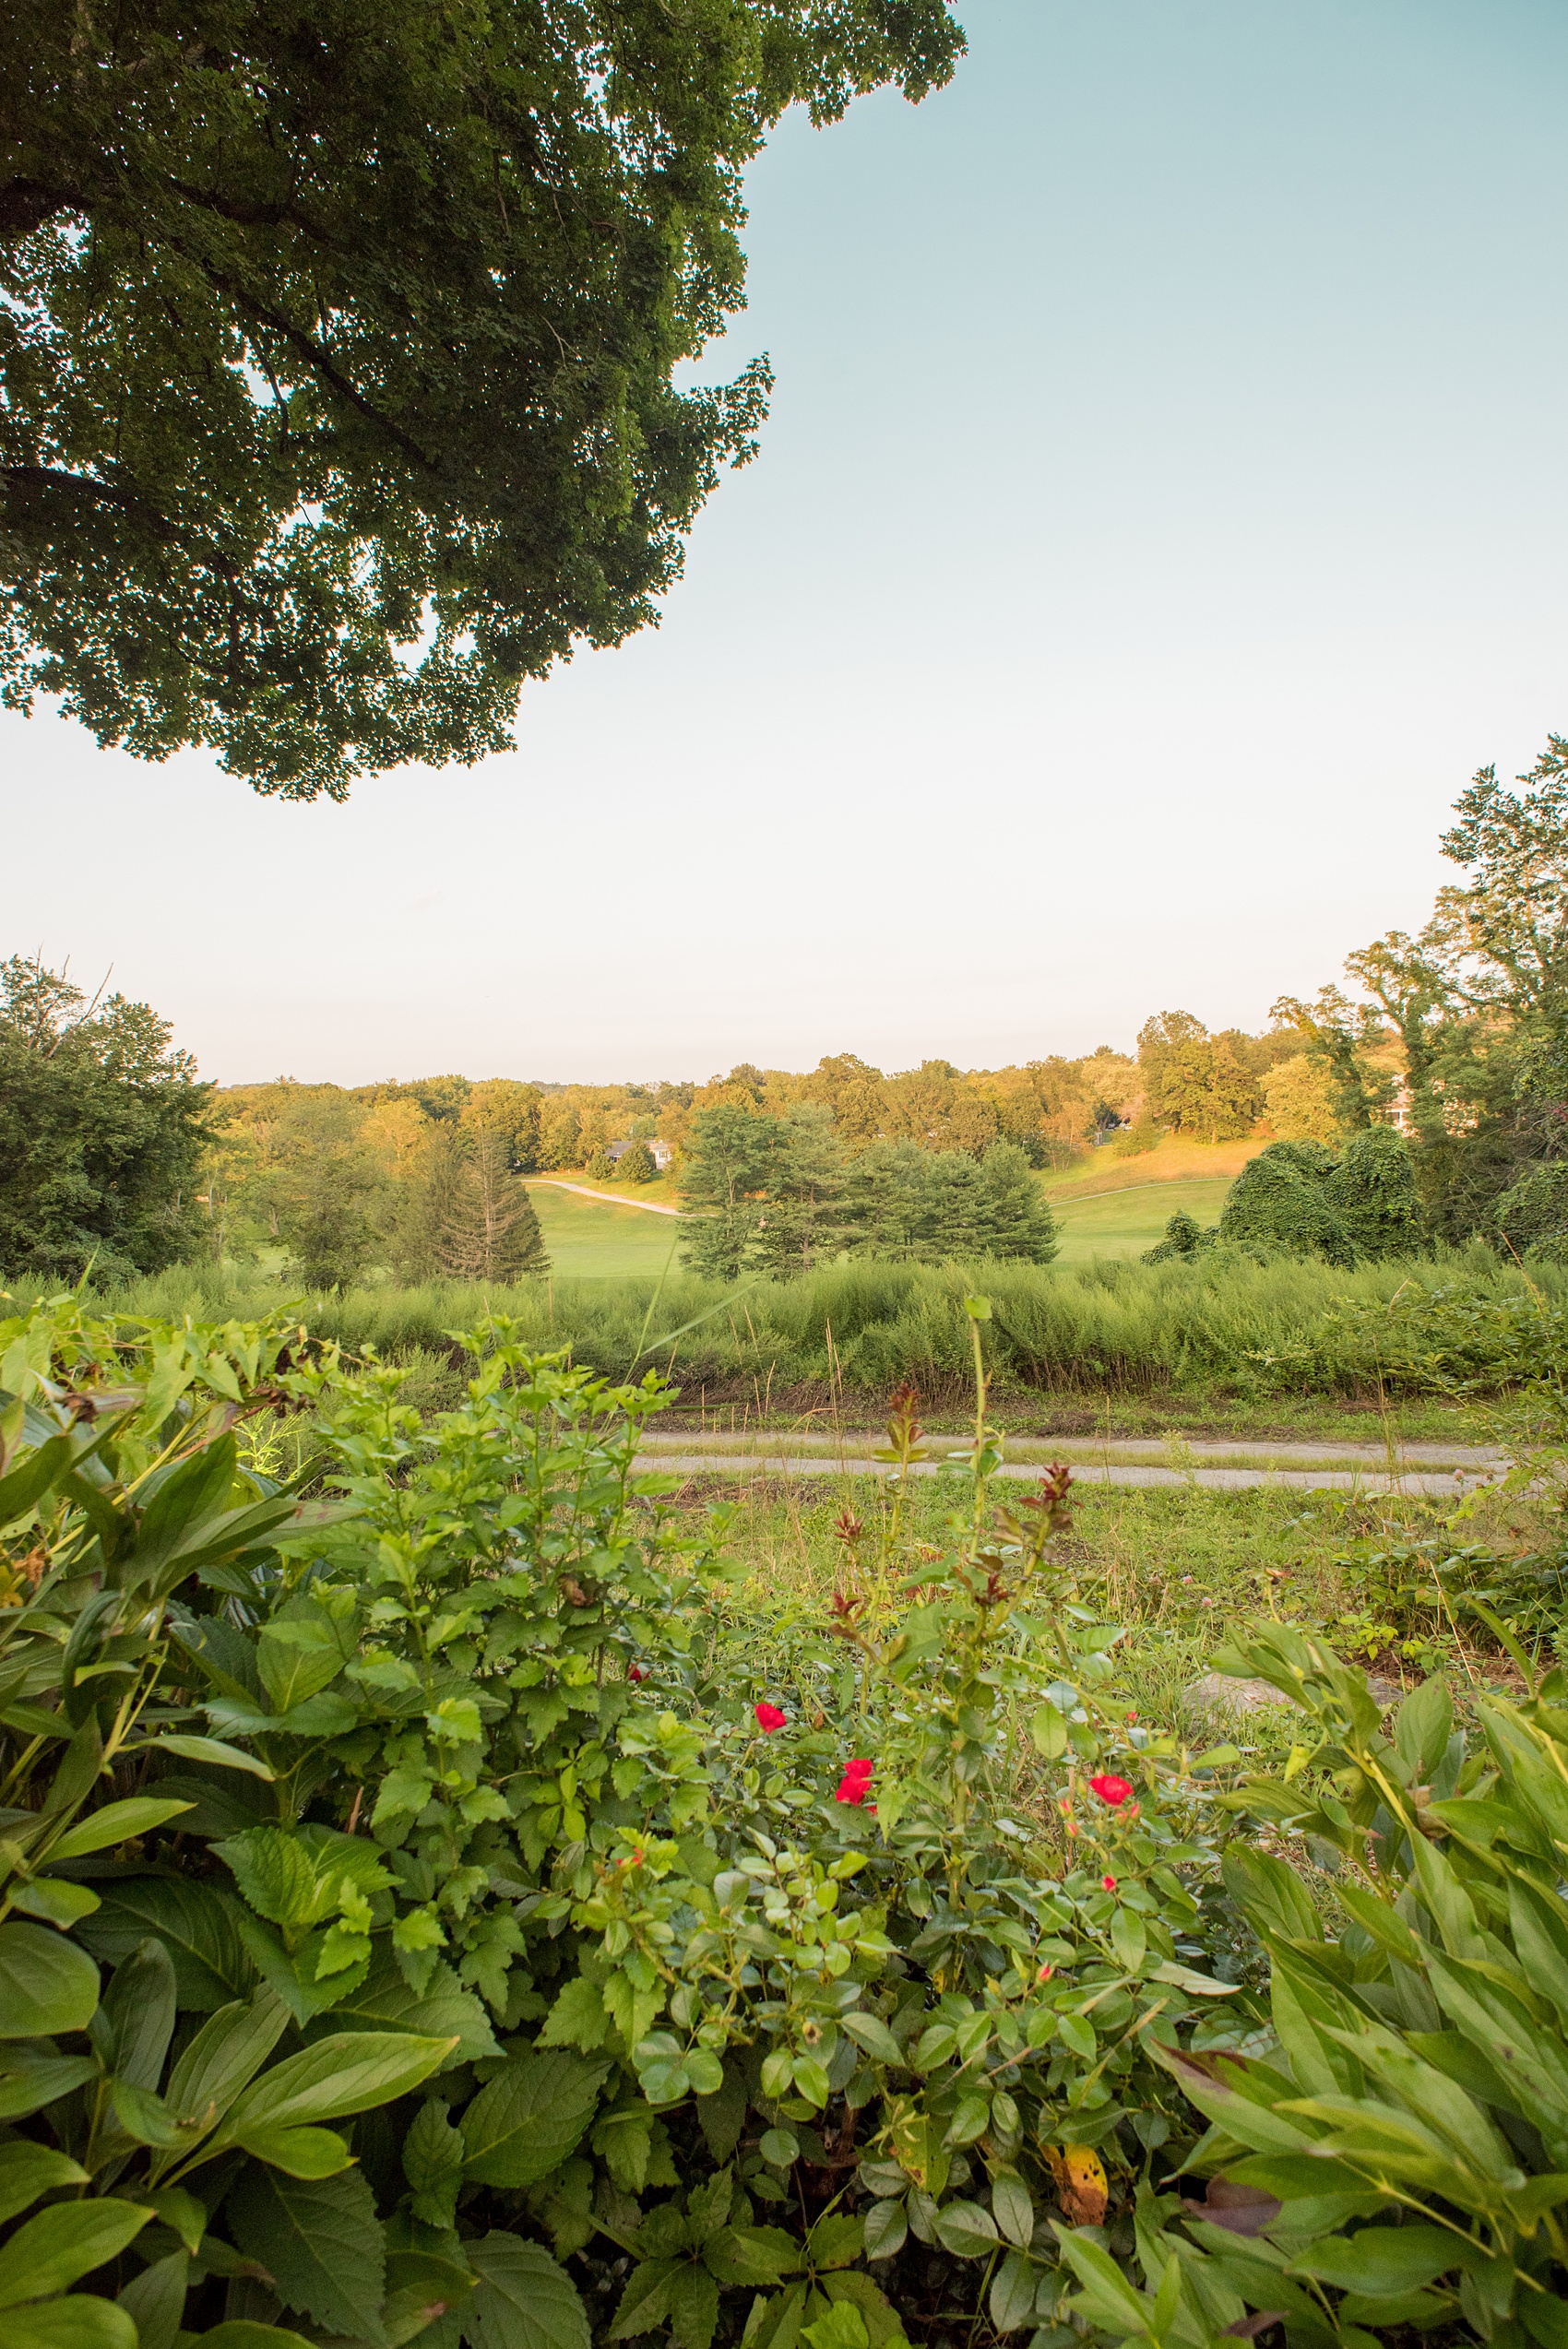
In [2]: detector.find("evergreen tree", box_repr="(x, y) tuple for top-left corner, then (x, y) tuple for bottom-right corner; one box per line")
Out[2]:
(975, 1142), (1061, 1262)
(435, 1129), (549, 1280)
(679, 1105), (777, 1279)
(840, 1142), (932, 1262)
(751, 1104), (846, 1277)
(585, 1145), (615, 1181)
(617, 1142), (658, 1183)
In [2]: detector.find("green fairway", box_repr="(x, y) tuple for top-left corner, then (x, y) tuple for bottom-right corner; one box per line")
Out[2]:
(1050, 1176), (1232, 1263)
(527, 1183), (686, 1279)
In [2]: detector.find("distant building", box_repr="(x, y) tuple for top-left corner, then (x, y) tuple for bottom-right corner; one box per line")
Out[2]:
(608, 1136), (674, 1169)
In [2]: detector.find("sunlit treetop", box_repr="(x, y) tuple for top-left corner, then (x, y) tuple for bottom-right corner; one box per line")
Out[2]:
(0, 1), (964, 798)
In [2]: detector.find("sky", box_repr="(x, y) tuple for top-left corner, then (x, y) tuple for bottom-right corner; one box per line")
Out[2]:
(7, 0), (1568, 1086)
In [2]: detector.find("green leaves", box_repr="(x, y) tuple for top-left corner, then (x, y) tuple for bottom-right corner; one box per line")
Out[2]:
(47, 1799), (194, 1862)
(227, 2165), (385, 2343)
(0, 2199), (151, 2306)
(465, 2233), (591, 2349)
(214, 2030), (457, 2156)
(0, 1921), (101, 2035)
(459, 2051), (609, 2188)
(0, 2144), (89, 2224)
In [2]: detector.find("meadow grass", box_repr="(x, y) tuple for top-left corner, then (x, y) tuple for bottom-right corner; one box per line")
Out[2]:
(43, 1241), (1562, 1440)
(1051, 1176), (1232, 1263)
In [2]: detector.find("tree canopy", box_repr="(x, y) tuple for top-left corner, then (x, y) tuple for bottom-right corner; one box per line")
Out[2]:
(0, 0), (963, 797)
(0, 954), (213, 1279)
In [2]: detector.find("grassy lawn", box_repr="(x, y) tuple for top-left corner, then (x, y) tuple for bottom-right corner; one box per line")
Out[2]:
(1050, 1175), (1232, 1262)
(1043, 1135), (1265, 1203)
(527, 1181), (686, 1278)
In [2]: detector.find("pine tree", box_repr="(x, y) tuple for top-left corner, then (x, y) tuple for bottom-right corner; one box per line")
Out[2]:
(436, 1129), (549, 1280)
(585, 1145), (615, 1181)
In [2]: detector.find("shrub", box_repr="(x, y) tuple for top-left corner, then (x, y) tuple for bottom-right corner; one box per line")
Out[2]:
(0, 1291), (1253, 2347)
(1219, 1132), (1422, 1267)
(618, 1144), (659, 1184)
(1074, 1623), (1568, 2345)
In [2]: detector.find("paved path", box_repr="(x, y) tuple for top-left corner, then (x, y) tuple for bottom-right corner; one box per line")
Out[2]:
(633, 1446), (1501, 1498)
(529, 1180), (684, 1217)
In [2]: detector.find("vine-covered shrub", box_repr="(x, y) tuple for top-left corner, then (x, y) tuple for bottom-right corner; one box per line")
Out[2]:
(0, 1293), (1250, 2348)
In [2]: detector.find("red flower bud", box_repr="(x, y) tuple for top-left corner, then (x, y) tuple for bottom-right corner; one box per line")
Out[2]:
(754, 1702), (787, 1732)
(627, 1664), (647, 1682)
(1088, 1774), (1133, 1808)
(1101, 1873), (1117, 1892)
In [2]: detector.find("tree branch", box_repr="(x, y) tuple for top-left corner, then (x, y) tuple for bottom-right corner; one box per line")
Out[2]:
(0, 178), (83, 238)
(1, 465), (236, 576)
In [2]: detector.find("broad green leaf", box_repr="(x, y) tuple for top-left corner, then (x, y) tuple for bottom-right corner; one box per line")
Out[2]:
(75, 1877), (257, 2012)
(134, 1434), (242, 1571)
(608, 2257), (682, 2342)
(91, 1936), (176, 2090)
(110, 2079), (186, 2147)
(48, 1800), (193, 1862)
(227, 2163), (386, 2344)
(802, 2307), (868, 2349)
(237, 2125), (354, 2178)
(192, 2328), (316, 2349)
(536, 1977), (610, 2054)
(1052, 2224), (1153, 2333)
(8, 1880), (101, 1929)
(665, 2262), (719, 2349)
(316, 1951), (497, 2062)
(840, 2012), (902, 2066)
(403, 2099), (467, 2225)
(459, 2050), (608, 2188)
(0, 2142), (89, 2224)
(466, 2231), (592, 2349)
(706, 2226), (802, 2287)
(213, 1825), (390, 1932)
(116, 2248), (188, 2349)
(0, 2199), (152, 2307)
(990, 2172), (1034, 2250)
(5, 2296), (138, 2349)
(0, 1920), (101, 2035)
(989, 2249), (1037, 2334)
(1292, 2224), (1474, 2296)
(164, 1987), (291, 2143)
(134, 1737), (275, 1781)
(219, 2030), (455, 2149)
(0, 2050), (101, 2119)
(256, 1622), (346, 1714)
(0, 1431), (75, 1528)
(934, 2201), (998, 2259)
(862, 2200), (906, 2261)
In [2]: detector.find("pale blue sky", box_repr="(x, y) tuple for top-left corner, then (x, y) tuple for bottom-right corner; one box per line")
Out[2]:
(8, 0), (1568, 1083)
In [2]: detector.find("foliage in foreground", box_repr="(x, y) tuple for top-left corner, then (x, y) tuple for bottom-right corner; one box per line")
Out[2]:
(9, 1291), (1568, 2348)
(0, 1292), (1252, 2346)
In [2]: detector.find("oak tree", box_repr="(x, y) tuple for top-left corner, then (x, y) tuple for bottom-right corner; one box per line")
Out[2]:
(1, 0), (962, 796)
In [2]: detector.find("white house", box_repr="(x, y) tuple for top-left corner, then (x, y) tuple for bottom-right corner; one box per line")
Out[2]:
(608, 1136), (674, 1169)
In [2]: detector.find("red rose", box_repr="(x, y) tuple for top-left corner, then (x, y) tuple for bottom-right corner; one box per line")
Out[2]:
(835, 1759), (874, 1804)
(1101, 1873), (1117, 1892)
(754, 1702), (787, 1733)
(627, 1665), (647, 1682)
(1088, 1774), (1133, 1808)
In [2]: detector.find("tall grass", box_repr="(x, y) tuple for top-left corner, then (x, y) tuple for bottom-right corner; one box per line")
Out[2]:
(22, 1242), (1564, 1401)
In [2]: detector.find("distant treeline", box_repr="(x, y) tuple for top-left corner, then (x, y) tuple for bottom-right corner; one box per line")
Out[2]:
(6, 737), (1568, 1286)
